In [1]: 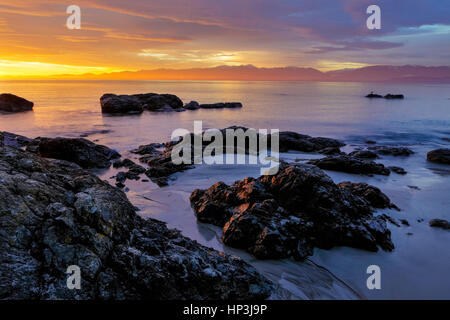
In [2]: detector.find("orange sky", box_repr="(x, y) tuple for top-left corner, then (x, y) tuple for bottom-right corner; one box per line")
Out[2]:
(0, 1), (449, 79)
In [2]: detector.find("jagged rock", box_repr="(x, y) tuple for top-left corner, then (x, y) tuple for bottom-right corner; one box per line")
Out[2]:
(100, 94), (144, 114)
(184, 101), (200, 110)
(400, 219), (409, 226)
(337, 182), (399, 210)
(132, 128), (345, 186)
(389, 166), (407, 175)
(199, 103), (242, 109)
(113, 159), (146, 186)
(0, 131), (32, 148)
(190, 163), (395, 260)
(427, 148), (450, 164)
(26, 137), (120, 169)
(0, 93), (34, 112)
(368, 146), (413, 156)
(0, 144), (272, 299)
(429, 219), (450, 230)
(349, 150), (378, 159)
(307, 155), (390, 176)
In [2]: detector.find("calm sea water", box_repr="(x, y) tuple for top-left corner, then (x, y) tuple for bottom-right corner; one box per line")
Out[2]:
(1, 80), (449, 299)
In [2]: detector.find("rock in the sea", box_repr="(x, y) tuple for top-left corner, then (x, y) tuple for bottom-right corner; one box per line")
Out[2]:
(26, 137), (120, 169)
(100, 93), (184, 114)
(349, 150), (378, 159)
(190, 163), (395, 260)
(365, 93), (383, 98)
(199, 102), (243, 109)
(0, 93), (34, 113)
(0, 144), (272, 299)
(278, 131), (344, 153)
(308, 155), (390, 176)
(429, 219), (450, 230)
(389, 166), (407, 175)
(112, 158), (146, 186)
(384, 94), (404, 99)
(368, 146), (414, 156)
(100, 94), (144, 114)
(184, 101), (200, 110)
(427, 148), (450, 164)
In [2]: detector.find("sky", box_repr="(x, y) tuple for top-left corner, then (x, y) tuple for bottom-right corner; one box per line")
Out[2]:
(0, 0), (449, 78)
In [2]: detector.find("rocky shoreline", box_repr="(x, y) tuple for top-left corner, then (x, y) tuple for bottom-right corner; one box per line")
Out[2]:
(0, 140), (272, 299)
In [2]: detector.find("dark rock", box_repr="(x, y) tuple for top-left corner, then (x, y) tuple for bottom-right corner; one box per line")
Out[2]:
(26, 137), (120, 169)
(365, 140), (377, 145)
(199, 102), (243, 109)
(379, 214), (401, 227)
(134, 93), (183, 111)
(400, 219), (410, 226)
(100, 94), (143, 114)
(427, 148), (450, 164)
(389, 166), (407, 175)
(278, 131), (344, 153)
(0, 131), (33, 148)
(365, 93), (383, 98)
(0, 93), (34, 112)
(368, 146), (414, 156)
(190, 163), (395, 260)
(384, 94), (404, 99)
(307, 155), (390, 176)
(429, 219), (450, 230)
(349, 150), (378, 159)
(337, 182), (399, 210)
(318, 147), (342, 155)
(0, 144), (272, 299)
(184, 101), (200, 110)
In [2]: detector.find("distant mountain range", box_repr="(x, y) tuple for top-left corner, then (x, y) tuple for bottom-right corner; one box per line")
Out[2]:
(22, 65), (450, 82)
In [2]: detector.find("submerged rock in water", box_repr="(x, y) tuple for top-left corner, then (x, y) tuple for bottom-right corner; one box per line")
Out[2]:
(348, 150), (378, 159)
(368, 146), (414, 157)
(427, 148), (450, 164)
(26, 137), (120, 169)
(183, 101), (200, 110)
(365, 93), (383, 98)
(190, 163), (395, 260)
(0, 144), (272, 299)
(429, 219), (450, 230)
(389, 166), (407, 175)
(384, 94), (404, 99)
(0, 93), (34, 113)
(307, 155), (390, 176)
(199, 102), (243, 109)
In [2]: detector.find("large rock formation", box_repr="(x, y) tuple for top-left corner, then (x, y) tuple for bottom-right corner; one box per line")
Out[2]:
(26, 137), (120, 169)
(100, 93), (184, 114)
(132, 127), (345, 186)
(0, 144), (272, 299)
(0, 94), (34, 113)
(190, 163), (395, 260)
(308, 155), (391, 176)
(427, 148), (450, 164)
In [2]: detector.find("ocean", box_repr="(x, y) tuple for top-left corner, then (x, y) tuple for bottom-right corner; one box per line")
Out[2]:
(1, 80), (449, 299)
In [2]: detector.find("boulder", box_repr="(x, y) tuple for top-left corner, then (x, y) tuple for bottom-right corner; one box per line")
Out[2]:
(0, 93), (34, 112)
(183, 101), (200, 110)
(337, 182), (398, 210)
(427, 148), (450, 164)
(348, 150), (378, 159)
(190, 163), (395, 260)
(389, 166), (407, 175)
(307, 155), (390, 176)
(0, 144), (272, 299)
(100, 94), (143, 114)
(429, 219), (450, 230)
(278, 131), (344, 153)
(26, 137), (120, 169)
(0, 131), (32, 148)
